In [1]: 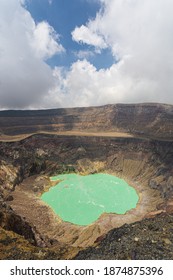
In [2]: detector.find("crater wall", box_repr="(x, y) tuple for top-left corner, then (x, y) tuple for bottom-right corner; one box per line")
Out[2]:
(0, 134), (173, 256)
(0, 103), (173, 259)
(1, 103), (173, 139)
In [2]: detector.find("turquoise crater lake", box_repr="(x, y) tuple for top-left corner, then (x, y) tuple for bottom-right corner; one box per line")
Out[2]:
(41, 173), (139, 226)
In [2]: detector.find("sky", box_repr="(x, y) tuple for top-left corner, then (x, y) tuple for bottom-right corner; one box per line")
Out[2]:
(0, 0), (173, 110)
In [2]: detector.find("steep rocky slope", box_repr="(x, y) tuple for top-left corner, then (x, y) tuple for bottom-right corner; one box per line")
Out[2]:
(0, 103), (173, 259)
(75, 213), (173, 260)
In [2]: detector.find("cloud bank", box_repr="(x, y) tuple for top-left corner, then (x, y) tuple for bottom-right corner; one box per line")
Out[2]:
(0, 0), (173, 109)
(66, 0), (173, 107)
(0, 0), (64, 109)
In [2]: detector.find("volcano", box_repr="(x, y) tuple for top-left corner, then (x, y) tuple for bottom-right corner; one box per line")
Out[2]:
(0, 103), (173, 259)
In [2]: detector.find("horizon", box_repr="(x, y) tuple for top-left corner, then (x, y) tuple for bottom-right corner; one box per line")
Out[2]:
(0, 102), (172, 113)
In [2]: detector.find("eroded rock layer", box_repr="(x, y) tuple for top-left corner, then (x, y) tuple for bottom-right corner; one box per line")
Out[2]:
(1, 103), (173, 140)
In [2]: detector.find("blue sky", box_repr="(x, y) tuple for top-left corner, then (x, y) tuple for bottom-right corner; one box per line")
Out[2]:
(25, 0), (114, 70)
(0, 0), (172, 109)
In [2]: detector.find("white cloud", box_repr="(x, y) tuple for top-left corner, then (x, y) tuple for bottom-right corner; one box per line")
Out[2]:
(0, 0), (64, 109)
(68, 0), (173, 106)
(72, 24), (107, 50)
(74, 50), (95, 59)
(45, 59), (134, 108)
(1, 0), (173, 110)
(31, 21), (65, 60)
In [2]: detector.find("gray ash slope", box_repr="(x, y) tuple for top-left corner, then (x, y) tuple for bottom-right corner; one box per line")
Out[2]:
(75, 214), (173, 260)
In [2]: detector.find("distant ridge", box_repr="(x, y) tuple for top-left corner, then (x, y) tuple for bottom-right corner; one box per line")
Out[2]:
(0, 103), (173, 140)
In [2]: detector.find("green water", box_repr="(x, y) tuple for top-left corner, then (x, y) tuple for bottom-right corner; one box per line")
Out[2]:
(41, 173), (139, 226)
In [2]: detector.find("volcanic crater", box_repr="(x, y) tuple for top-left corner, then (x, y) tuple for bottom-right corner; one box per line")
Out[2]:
(0, 103), (173, 259)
